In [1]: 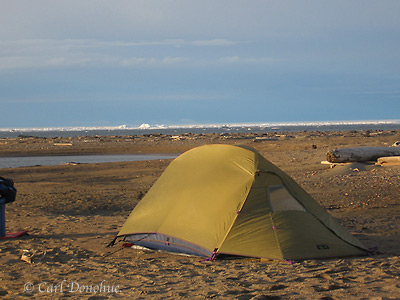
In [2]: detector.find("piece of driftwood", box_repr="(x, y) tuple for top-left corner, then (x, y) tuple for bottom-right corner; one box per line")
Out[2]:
(376, 156), (400, 166)
(320, 161), (348, 168)
(253, 137), (278, 142)
(326, 147), (400, 163)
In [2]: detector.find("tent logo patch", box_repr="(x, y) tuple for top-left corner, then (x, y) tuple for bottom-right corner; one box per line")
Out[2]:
(316, 244), (330, 250)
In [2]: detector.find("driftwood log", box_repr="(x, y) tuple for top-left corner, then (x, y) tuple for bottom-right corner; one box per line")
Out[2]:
(326, 147), (400, 163)
(377, 156), (400, 166)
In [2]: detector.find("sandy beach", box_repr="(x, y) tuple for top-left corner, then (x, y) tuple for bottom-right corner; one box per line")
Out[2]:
(1, 130), (400, 299)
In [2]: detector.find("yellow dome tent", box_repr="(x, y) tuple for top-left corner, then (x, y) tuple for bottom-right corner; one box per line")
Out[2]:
(115, 144), (368, 260)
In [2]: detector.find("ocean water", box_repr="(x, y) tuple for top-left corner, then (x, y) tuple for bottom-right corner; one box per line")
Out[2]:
(1, 120), (400, 139)
(0, 154), (178, 169)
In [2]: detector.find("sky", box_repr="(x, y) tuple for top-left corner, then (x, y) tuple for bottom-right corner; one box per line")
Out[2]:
(1, 1), (399, 128)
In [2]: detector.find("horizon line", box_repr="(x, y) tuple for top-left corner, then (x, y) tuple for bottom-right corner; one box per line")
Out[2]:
(1, 119), (400, 132)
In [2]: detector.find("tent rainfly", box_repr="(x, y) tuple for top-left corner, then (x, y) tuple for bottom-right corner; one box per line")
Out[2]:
(114, 144), (369, 260)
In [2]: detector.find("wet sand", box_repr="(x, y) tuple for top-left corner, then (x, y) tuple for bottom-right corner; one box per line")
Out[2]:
(1, 130), (400, 299)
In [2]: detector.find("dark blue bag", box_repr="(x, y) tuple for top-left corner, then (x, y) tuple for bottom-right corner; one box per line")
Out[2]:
(0, 177), (16, 204)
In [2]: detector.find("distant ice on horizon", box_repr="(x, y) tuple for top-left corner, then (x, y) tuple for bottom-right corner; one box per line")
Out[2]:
(1, 119), (400, 132)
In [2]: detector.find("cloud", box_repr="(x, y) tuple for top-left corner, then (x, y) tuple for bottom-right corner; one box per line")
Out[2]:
(119, 57), (157, 67)
(161, 57), (190, 65)
(218, 56), (281, 64)
(2, 1), (399, 41)
(0, 55), (190, 70)
(0, 38), (239, 52)
(0, 91), (228, 105)
(0, 38), (245, 70)
(191, 39), (239, 47)
(0, 54), (97, 70)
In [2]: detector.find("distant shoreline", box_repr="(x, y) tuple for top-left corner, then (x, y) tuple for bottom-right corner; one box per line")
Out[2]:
(1, 129), (399, 158)
(1, 119), (400, 139)
(1, 119), (400, 132)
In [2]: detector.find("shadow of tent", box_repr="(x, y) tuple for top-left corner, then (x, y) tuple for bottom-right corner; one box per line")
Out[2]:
(354, 233), (400, 257)
(0, 231), (117, 241)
